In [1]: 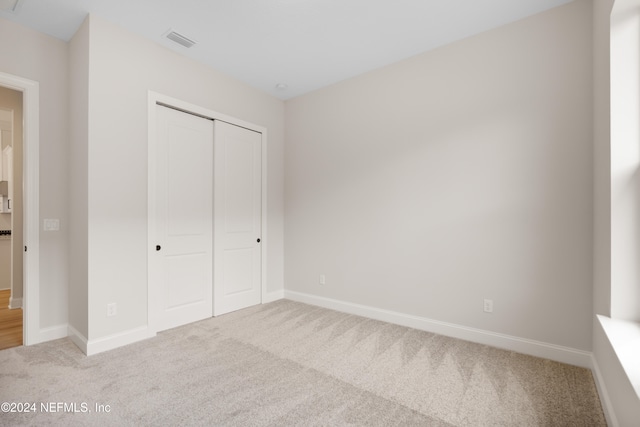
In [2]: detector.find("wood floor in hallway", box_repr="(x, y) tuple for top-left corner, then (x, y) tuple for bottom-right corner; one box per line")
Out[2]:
(0, 289), (22, 350)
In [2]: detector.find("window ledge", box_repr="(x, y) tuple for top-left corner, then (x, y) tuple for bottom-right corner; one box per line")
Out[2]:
(598, 315), (640, 399)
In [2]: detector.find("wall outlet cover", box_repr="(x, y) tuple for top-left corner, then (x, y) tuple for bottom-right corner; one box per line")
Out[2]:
(483, 299), (493, 313)
(107, 303), (117, 317)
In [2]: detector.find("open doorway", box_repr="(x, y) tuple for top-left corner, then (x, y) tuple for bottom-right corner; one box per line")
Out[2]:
(0, 71), (39, 348)
(0, 86), (23, 350)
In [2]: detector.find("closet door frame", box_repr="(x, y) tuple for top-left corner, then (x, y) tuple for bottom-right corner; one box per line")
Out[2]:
(147, 91), (268, 333)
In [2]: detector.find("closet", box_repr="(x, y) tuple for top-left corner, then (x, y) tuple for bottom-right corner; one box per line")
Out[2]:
(149, 104), (263, 332)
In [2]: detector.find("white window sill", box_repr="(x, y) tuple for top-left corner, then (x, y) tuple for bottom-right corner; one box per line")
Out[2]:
(598, 315), (640, 399)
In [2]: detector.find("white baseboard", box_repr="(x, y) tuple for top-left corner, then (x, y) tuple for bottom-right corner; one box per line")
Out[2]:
(80, 290), (282, 354)
(67, 325), (88, 354)
(28, 323), (68, 345)
(22, 323), (68, 347)
(85, 326), (155, 356)
(591, 353), (619, 427)
(66, 290), (286, 356)
(9, 296), (22, 309)
(263, 289), (285, 303)
(284, 290), (593, 368)
(68, 324), (155, 356)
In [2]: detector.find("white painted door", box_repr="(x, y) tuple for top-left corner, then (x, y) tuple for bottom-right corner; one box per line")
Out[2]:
(213, 121), (262, 315)
(152, 105), (213, 331)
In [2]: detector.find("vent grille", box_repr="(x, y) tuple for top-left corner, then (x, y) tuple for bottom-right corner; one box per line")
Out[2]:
(0, 0), (23, 13)
(164, 29), (196, 48)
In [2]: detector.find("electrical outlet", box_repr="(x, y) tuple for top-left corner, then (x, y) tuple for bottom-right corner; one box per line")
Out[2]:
(107, 303), (117, 317)
(319, 274), (326, 285)
(483, 299), (493, 313)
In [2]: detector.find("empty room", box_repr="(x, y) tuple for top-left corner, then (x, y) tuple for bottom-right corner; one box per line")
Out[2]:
(0, 0), (639, 425)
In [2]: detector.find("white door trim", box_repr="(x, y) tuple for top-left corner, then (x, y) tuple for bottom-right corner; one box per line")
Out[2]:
(147, 91), (267, 332)
(0, 71), (40, 346)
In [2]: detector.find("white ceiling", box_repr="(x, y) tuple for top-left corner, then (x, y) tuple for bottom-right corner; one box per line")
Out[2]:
(1, 0), (575, 100)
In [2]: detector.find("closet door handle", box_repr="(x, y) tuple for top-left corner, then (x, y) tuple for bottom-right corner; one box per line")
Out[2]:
(256, 238), (261, 243)
(156, 245), (161, 251)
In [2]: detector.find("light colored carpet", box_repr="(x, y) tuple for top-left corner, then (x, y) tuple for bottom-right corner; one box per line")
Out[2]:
(0, 300), (605, 426)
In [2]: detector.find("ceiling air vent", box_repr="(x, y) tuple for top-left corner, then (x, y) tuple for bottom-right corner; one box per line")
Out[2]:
(0, 0), (23, 13)
(164, 29), (197, 48)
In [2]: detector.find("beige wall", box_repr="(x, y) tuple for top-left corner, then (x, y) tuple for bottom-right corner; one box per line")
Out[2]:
(0, 17), (69, 328)
(71, 15), (285, 341)
(285, 0), (593, 350)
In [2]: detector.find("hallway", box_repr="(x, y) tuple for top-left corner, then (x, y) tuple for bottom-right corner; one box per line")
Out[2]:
(0, 289), (22, 350)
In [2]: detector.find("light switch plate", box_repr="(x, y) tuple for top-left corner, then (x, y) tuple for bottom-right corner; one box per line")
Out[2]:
(43, 218), (60, 231)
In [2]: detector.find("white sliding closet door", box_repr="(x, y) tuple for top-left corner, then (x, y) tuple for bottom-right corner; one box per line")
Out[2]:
(151, 105), (213, 331)
(213, 121), (262, 315)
